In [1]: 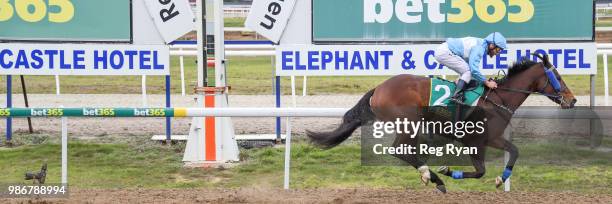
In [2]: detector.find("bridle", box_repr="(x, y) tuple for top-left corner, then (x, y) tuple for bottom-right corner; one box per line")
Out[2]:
(483, 61), (567, 115)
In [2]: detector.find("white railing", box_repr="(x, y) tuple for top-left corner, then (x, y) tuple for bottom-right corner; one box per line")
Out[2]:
(170, 44), (274, 50)
(190, 5), (251, 18)
(13, 106), (608, 190)
(224, 27), (253, 32)
(168, 45), (274, 97)
(596, 6), (612, 20)
(53, 43), (612, 107)
(597, 44), (612, 105)
(224, 7), (251, 18)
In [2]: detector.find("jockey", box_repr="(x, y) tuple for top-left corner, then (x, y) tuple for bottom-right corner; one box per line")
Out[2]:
(434, 32), (507, 103)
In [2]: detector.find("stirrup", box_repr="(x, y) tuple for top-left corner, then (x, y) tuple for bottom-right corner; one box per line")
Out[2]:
(449, 96), (467, 105)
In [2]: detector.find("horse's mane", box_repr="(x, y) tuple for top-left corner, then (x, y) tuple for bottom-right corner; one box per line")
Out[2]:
(493, 58), (540, 85)
(506, 58), (539, 78)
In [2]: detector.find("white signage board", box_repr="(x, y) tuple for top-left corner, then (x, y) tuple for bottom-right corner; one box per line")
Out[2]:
(277, 43), (597, 76)
(245, 0), (297, 43)
(144, 0), (196, 43)
(0, 44), (170, 75)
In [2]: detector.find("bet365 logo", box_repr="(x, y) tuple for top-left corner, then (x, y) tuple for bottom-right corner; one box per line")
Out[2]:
(0, 0), (74, 23)
(364, 0), (534, 24)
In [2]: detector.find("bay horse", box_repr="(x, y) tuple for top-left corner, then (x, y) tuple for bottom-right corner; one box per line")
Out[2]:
(307, 54), (577, 193)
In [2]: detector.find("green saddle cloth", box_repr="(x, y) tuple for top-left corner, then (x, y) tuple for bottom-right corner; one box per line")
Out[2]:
(428, 78), (485, 121)
(428, 78), (485, 107)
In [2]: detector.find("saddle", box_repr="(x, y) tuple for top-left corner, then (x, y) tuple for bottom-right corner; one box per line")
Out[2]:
(464, 80), (480, 92)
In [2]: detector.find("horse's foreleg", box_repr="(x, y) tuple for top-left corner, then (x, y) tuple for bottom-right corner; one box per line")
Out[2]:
(495, 139), (519, 188)
(485, 138), (519, 188)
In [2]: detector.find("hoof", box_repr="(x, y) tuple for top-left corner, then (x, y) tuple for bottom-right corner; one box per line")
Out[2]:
(421, 175), (430, 185)
(495, 176), (503, 188)
(437, 166), (449, 175)
(417, 166), (431, 185)
(420, 172), (431, 185)
(436, 185), (447, 193)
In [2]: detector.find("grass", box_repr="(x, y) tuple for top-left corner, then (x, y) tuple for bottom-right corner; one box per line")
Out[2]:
(225, 17), (246, 27)
(0, 55), (611, 96)
(0, 136), (610, 193)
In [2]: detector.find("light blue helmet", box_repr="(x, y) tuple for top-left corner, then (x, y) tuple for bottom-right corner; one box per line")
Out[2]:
(485, 32), (507, 50)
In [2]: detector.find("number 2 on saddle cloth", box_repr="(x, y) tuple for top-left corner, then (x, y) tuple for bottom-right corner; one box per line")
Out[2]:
(428, 78), (485, 121)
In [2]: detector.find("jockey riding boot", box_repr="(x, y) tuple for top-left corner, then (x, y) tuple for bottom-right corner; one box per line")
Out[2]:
(450, 79), (467, 104)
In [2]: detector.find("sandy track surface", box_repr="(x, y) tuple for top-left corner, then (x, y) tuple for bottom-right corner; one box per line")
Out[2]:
(1, 188), (610, 204)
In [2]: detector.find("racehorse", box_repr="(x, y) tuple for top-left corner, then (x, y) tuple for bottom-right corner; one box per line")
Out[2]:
(307, 54), (577, 193)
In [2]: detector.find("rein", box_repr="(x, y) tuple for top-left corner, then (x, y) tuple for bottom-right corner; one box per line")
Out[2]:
(482, 62), (566, 115)
(496, 87), (562, 99)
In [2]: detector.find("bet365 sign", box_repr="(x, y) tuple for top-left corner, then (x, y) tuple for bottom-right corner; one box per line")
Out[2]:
(0, 0), (131, 41)
(363, 0), (534, 24)
(313, 0), (593, 42)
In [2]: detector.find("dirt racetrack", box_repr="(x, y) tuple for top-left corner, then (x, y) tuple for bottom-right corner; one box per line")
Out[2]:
(2, 188), (611, 204)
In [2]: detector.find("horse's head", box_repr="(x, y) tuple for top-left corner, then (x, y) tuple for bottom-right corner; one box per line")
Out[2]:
(531, 54), (577, 109)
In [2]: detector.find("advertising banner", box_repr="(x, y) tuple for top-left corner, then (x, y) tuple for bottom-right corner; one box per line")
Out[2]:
(0, 0), (131, 41)
(277, 43), (597, 76)
(312, 0), (594, 42)
(0, 43), (170, 75)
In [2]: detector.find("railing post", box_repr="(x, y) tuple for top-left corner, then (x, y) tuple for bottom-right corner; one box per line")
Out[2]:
(61, 114), (68, 184)
(141, 75), (148, 107)
(591, 74), (596, 148)
(604, 54), (609, 106)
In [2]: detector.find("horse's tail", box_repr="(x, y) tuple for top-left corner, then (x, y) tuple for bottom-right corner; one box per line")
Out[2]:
(307, 89), (376, 149)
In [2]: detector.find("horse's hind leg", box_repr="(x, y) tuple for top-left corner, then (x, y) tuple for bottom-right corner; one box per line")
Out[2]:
(438, 146), (486, 179)
(391, 133), (447, 193)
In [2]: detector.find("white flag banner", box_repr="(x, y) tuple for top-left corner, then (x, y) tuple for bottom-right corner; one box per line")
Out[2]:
(144, 0), (196, 43)
(245, 0), (297, 43)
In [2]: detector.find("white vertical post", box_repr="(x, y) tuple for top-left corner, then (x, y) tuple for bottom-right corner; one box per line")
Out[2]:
(591, 74), (596, 107)
(292, 81), (297, 107)
(141, 75), (148, 107)
(604, 54), (609, 106)
(214, 0), (225, 87)
(503, 127), (511, 192)
(183, 0), (206, 164)
(271, 56), (275, 94)
(283, 117), (292, 189)
(291, 76), (296, 103)
(504, 164), (511, 191)
(61, 114), (68, 184)
(55, 75), (60, 95)
(180, 48), (186, 96)
(284, 75), (297, 189)
(195, 0), (204, 106)
(302, 76), (307, 96)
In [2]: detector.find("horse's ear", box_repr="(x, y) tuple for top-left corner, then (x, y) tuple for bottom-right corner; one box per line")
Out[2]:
(542, 54), (553, 69)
